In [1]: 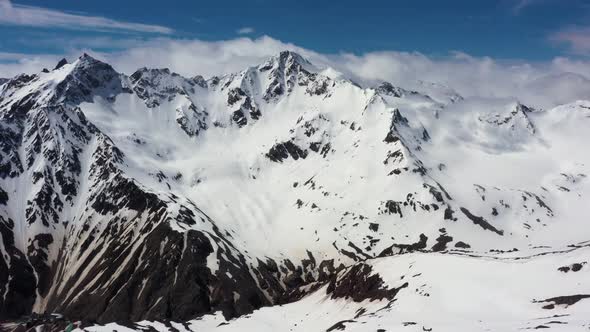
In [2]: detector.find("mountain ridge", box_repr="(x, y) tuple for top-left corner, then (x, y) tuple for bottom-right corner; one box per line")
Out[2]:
(1, 51), (590, 331)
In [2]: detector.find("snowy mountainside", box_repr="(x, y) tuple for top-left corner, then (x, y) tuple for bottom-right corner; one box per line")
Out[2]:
(85, 244), (590, 332)
(0, 51), (589, 331)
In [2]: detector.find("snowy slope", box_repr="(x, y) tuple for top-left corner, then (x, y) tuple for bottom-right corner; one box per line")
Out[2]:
(78, 243), (590, 332)
(1, 51), (589, 331)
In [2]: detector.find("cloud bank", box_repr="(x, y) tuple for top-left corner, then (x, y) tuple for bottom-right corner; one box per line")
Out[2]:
(1, 35), (589, 109)
(0, 0), (172, 34)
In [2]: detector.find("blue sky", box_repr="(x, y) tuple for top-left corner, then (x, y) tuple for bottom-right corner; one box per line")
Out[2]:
(0, 0), (589, 60)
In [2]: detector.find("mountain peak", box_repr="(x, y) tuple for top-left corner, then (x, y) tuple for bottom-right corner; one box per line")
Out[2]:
(74, 52), (108, 68)
(79, 52), (93, 60)
(54, 58), (68, 70)
(375, 81), (408, 98)
(259, 50), (316, 74)
(251, 50), (321, 101)
(278, 50), (310, 65)
(130, 67), (174, 80)
(129, 67), (198, 108)
(48, 53), (123, 105)
(67, 53), (120, 81)
(514, 101), (534, 113)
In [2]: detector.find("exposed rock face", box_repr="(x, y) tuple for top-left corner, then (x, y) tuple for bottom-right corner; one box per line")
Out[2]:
(130, 67), (196, 108)
(54, 58), (68, 71)
(259, 51), (316, 101)
(478, 102), (537, 138)
(376, 82), (410, 98)
(327, 263), (408, 302)
(52, 54), (128, 105)
(228, 87), (260, 127)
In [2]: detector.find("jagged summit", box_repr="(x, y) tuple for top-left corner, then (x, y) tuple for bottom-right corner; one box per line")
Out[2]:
(477, 101), (537, 140)
(279, 50), (311, 63)
(375, 81), (414, 98)
(131, 67), (175, 77)
(259, 50), (316, 73)
(49, 53), (124, 105)
(514, 101), (535, 114)
(54, 58), (68, 70)
(129, 66), (201, 108)
(71, 53), (114, 71)
(191, 74), (207, 88)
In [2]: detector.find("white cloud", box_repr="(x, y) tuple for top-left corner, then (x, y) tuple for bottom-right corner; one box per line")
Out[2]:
(2, 35), (590, 109)
(98, 36), (316, 78)
(0, 51), (30, 60)
(237, 27), (255, 35)
(0, 0), (172, 34)
(331, 50), (590, 108)
(550, 26), (590, 55)
(0, 36), (313, 77)
(511, 0), (550, 14)
(0, 52), (62, 77)
(512, 0), (535, 14)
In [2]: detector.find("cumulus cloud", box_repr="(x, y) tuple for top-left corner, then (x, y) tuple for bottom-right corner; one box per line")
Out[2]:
(237, 27), (255, 35)
(0, 36), (316, 78)
(0, 52), (63, 77)
(1, 35), (590, 109)
(97, 36), (319, 78)
(0, 0), (172, 34)
(328, 50), (590, 107)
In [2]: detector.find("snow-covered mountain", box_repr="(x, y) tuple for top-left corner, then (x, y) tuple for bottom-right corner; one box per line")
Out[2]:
(1, 52), (589, 332)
